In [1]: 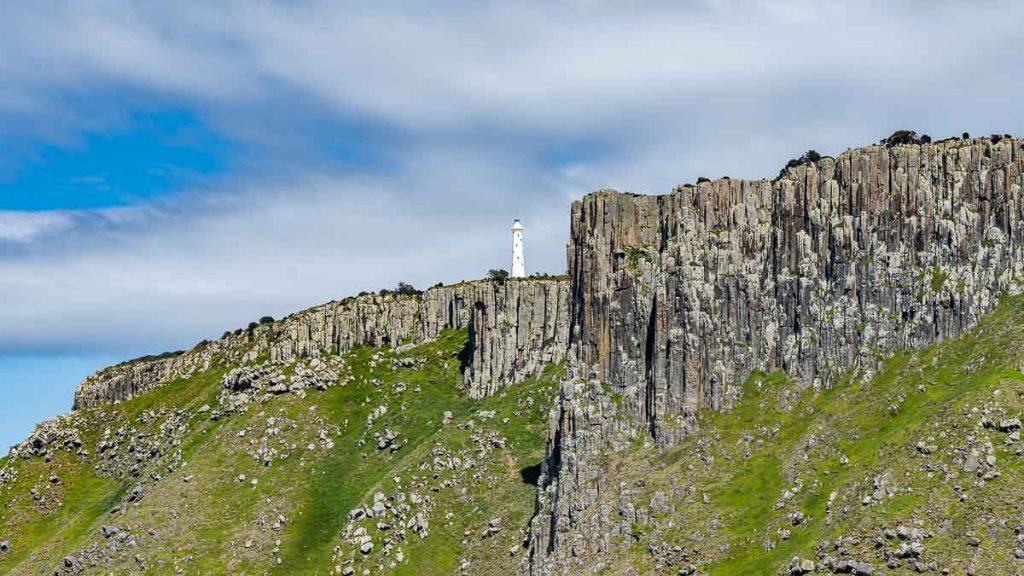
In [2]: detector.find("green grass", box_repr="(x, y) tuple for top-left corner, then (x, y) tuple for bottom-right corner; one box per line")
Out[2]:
(0, 455), (125, 569)
(281, 331), (473, 569)
(0, 368), (233, 573)
(281, 331), (561, 573)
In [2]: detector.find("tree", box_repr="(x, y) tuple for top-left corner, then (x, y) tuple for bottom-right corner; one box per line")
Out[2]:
(394, 282), (420, 296)
(259, 316), (274, 324)
(777, 150), (824, 179)
(880, 130), (918, 147)
(488, 269), (509, 284)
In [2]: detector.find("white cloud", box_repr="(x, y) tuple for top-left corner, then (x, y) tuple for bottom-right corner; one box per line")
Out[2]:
(0, 211), (73, 243)
(5, 1), (1023, 147)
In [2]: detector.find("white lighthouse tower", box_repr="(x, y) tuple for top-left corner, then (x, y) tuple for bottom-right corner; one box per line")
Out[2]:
(511, 219), (525, 278)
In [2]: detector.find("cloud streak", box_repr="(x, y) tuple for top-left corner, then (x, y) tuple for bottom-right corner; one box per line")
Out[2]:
(0, 211), (74, 243)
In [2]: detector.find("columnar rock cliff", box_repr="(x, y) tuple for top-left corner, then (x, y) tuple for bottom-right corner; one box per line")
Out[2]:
(462, 278), (570, 398)
(73, 278), (569, 408)
(526, 137), (1024, 573)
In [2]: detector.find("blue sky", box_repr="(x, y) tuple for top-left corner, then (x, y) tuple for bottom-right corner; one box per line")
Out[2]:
(2, 0), (1024, 449)
(1, 110), (231, 210)
(0, 354), (118, 448)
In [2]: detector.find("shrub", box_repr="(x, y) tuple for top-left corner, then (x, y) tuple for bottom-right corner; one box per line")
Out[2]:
(247, 322), (259, 330)
(962, 132), (970, 139)
(259, 316), (274, 325)
(221, 331), (232, 339)
(879, 130), (938, 148)
(488, 269), (510, 284)
(880, 130), (917, 146)
(394, 282), (421, 296)
(697, 177), (711, 184)
(777, 150), (824, 178)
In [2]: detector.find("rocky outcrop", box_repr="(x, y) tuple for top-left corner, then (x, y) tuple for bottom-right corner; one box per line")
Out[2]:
(268, 293), (422, 363)
(462, 279), (570, 398)
(73, 278), (569, 409)
(527, 137), (1024, 573)
(268, 279), (570, 398)
(72, 340), (235, 409)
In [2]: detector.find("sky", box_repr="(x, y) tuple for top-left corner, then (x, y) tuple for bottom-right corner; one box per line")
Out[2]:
(1, 0), (1023, 449)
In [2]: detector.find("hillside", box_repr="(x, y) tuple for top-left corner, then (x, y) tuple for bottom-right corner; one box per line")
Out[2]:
(6, 295), (1024, 574)
(551, 293), (1024, 574)
(1, 329), (562, 574)
(3, 135), (1024, 575)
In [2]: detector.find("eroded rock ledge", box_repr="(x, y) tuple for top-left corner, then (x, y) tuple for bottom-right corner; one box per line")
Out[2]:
(73, 278), (569, 408)
(527, 137), (1024, 573)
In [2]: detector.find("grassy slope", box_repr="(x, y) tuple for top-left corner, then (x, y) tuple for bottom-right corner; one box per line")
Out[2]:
(0, 367), (226, 573)
(10, 292), (1024, 574)
(0, 330), (561, 575)
(596, 294), (1024, 575)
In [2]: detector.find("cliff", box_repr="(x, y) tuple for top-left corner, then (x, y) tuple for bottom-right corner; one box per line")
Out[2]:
(527, 136), (1024, 573)
(73, 278), (570, 408)
(10, 135), (1024, 575)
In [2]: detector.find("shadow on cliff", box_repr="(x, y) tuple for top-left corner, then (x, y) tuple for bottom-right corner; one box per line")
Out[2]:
(520, 462), (542, 486)
(458, 338), (474, 374)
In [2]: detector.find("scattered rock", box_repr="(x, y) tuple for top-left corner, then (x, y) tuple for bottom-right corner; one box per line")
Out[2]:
(790, 557), (815, 574)
(998, 418), (1022, 432)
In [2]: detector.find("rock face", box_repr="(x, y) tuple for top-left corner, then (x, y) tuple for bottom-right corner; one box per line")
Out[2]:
(526, 137), (1024, 573)
(71, 344), (229, 410)
(74, 279), (569, 408)
(461, 279), (570, 398)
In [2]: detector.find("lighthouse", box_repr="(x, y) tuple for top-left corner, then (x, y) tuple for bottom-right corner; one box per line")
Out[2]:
(511, 219), (525, 278)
